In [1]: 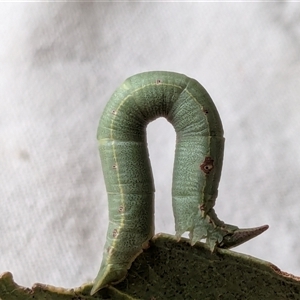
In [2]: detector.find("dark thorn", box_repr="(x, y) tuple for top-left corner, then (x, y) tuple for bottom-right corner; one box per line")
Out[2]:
(219, 224), (269, 249)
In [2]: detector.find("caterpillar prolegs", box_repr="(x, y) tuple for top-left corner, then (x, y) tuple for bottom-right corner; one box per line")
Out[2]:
(91, 71), (268, 295)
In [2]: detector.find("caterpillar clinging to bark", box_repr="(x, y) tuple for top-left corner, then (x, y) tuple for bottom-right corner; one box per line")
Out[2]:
(90, 71), (268, 295)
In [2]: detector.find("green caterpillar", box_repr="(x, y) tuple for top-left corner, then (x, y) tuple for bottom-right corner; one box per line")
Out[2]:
(91, 71), (268, 295)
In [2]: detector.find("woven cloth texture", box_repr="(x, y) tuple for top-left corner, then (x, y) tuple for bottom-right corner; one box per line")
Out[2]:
(1, 2), (300, 289)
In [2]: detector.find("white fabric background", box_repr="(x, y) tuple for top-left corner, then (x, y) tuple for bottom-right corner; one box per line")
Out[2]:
(1, 2), (300, 290)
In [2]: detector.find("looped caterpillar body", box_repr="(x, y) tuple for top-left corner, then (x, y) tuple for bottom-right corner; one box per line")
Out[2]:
(91, 71), (268, 295)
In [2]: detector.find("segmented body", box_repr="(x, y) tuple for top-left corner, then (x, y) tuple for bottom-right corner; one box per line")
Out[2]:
(91, 71), (268, 295)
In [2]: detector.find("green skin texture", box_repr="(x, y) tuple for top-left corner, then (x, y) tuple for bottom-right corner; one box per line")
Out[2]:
(91, 71), (268, 295)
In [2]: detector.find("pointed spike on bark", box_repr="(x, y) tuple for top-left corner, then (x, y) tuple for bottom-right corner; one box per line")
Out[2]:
(219, 224), (269, 249)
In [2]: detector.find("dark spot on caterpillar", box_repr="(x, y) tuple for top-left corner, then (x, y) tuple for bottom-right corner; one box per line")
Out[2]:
(112, 164), (117, 169)
(199, 204), (205, 211)
(200, 157), (214, 174)
(202, 108), (209, 114)
(119, 205), (125, 213)
(156, 79), (162, 85)
(112, 110), (117, 115)
(112, 229), (118, 238)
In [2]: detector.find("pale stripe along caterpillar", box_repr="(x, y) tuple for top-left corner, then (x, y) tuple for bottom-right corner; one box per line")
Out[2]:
(91, 71), (268, 295)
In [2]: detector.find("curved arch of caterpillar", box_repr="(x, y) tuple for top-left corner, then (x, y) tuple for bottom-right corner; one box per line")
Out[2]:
(91, 71), (268, 295)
